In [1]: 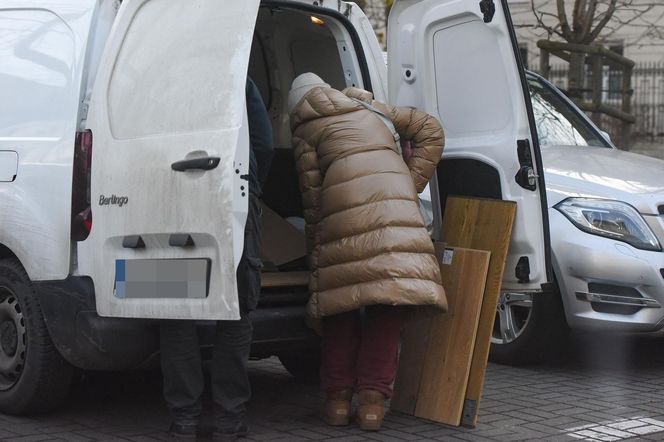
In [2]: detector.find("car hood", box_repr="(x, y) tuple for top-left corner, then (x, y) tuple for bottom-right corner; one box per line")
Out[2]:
(543, 146), (664, 215)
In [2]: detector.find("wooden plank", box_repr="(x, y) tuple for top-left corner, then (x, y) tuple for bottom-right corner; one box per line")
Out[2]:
(414, 246), (490, 426)
(440, 197), (516, 428)
(391, 316), (432, 415)
(260, 271), (309, 288)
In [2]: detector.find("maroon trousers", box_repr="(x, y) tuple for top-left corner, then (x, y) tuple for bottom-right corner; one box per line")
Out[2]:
(320, 306), (403, 398)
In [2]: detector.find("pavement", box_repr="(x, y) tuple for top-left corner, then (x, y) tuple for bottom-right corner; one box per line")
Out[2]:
(4, 140), (664, 441)
(2, 330), (664, 441)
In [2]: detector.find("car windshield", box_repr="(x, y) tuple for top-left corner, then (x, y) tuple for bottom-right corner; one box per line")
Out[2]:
(528, 77), (610, 148)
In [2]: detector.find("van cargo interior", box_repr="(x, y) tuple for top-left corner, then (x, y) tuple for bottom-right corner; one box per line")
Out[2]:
(249, 4), (363, 289)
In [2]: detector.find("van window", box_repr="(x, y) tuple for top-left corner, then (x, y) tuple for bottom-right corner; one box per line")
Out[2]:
(0, 10), (75, 137)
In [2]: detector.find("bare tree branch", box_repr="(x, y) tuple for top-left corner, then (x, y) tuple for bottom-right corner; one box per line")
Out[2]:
(571, 0), (587, 41)
(530, 0), (664, 46)
(557, 0), (573, 40)
(531, 0), (567, 39)
(587, 0), (618, 42)
(581, 0), (598, 41)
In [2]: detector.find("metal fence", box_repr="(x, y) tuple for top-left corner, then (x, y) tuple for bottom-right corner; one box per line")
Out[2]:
(546, 63), (664, 148)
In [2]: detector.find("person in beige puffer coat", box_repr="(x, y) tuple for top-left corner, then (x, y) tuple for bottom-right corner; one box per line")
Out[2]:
(288, 73), (446, 431)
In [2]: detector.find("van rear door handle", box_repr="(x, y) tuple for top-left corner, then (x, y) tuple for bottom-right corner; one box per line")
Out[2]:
(171, 156), (220, 172)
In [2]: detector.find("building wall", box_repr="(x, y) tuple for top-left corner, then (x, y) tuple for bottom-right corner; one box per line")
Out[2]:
(358, 0), (387, 46)
(508, 0), (664, 148)
(508, 0), (664, 69)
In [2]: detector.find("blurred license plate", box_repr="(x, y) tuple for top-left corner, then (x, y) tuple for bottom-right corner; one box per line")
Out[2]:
(114, 259), (210, 299)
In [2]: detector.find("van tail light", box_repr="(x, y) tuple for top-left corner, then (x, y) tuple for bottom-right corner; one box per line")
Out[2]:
(71, 130), (93, 241)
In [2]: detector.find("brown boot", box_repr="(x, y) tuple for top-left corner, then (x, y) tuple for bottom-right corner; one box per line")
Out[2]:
(325, 389), (353, 426)
(357, 389), (386, 431)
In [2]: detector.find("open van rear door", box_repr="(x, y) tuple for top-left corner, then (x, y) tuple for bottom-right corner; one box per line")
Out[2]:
(78, 0), (260, 320)
(387, 0), (550, 290)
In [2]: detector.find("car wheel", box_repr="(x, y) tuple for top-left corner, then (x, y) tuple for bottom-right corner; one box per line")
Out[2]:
(489, 285), (569, 365)
(0, 259), (73, 414)
(278, 349), (320, 383)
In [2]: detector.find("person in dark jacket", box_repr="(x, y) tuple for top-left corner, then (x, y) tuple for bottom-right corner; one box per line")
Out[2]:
(160, 77), (273, 441)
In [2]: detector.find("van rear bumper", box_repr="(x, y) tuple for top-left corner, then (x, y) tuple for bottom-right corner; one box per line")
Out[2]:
(34, 276), (318, 371)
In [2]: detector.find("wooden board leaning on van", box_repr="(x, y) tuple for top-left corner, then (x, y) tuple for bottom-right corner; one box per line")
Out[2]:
(392, 245), (490, 425)
(392, 196), (517, 428)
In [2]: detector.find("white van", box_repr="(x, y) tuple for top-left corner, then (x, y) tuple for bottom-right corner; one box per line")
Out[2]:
(0, 0), (550, 414)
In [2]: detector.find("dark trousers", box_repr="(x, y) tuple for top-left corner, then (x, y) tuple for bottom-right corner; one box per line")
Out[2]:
(160, 193), (262, 426)
(160, 315), (253, 426)
(320, 306), (403, 398)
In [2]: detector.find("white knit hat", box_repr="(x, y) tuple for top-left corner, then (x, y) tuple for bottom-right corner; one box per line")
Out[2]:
(288, 73), (330, 113)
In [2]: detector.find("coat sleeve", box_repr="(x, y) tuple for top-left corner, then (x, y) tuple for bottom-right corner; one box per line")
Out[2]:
(378, 103), (445, 193)
(246, 77), (274, 188)
(292, 135), (323, 260)
(342, 87), (444, 193)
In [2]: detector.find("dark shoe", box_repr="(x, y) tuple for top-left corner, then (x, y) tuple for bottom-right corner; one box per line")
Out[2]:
(212, 421), (250, 441)
(324, 388), (353, 426)
(357, 389), (386, 431)
(168, 422), (198, 441)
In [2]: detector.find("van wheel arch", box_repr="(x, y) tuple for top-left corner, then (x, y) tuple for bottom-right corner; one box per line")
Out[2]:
(0, 244), (18, 262)
(0, 258), (73, 414)
(437, 158), (503, 217)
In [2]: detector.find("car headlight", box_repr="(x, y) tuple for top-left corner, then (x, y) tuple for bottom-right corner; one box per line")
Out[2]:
(555, 198), (662, 251)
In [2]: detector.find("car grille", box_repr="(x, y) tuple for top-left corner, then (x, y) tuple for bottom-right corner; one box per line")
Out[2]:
(587, 283), (642, 298)
(586, 283), (644, 315)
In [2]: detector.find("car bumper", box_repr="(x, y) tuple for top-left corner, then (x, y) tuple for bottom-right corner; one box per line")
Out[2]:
(550, 210), (664, 332)
(34, 276), (318, 370)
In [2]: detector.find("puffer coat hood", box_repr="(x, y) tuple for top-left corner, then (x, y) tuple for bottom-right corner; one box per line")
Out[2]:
(290, 85), (447, 318)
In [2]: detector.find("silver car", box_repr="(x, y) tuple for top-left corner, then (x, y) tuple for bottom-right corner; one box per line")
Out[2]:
(490, 72), (664, 365)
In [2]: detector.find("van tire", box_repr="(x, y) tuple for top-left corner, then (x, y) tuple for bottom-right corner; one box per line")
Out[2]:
(278, 349), (320, 383)
(489, 287), (569, 366)
(0, 259), (73, 414)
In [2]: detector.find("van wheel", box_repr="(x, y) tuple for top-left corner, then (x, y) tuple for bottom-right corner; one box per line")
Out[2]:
(0, 259), (73, 414)
(278, 349), (320, 383)
(489, 286), (569, 366)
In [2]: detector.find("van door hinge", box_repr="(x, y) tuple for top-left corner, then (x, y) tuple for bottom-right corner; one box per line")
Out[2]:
(79, 91), (91, 128)
(79, 102), (89, 126)
(344, 2), (352, 17)
(515, 256), (530, 283)
(515, 139), (537, 191)
(479, 0), (495, 23)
